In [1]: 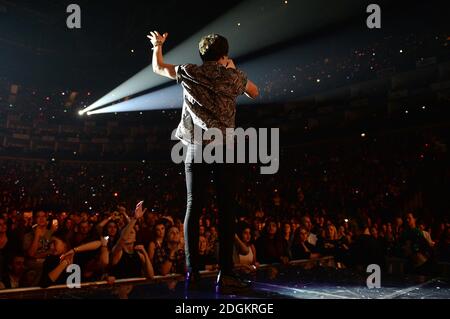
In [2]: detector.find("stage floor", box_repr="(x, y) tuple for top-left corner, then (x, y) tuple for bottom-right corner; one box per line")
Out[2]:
(5, 266), (446, 299)
(122, 267), (450, 300)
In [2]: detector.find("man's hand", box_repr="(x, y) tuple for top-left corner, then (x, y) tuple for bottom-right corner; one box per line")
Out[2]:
(148, 30), (176, 80)
(147, 31), (168, 47)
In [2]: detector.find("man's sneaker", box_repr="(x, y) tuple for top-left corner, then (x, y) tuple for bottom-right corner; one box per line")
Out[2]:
(216, 272), (251, 294)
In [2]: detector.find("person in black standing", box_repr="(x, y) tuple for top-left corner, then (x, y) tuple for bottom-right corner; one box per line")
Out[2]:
(148, 31), (259, 293)
(348, 218), (385, 271)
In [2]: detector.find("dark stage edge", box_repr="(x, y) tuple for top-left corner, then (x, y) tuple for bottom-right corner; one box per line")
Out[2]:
(54, 267), (450, 299)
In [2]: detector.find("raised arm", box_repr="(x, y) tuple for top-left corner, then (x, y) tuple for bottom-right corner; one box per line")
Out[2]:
(47, 259), (72, 284)
(147, 31), (176, 80)
(74, 240), (102, 253)
(59, 240), (103, 262)
(96, 215), (113, 235)
(135, 245), (154, 279)
(99, 236), (110, 267)
(234, 234), (250, 255)
(43, 252), (74, 285)
(111, 201), (146, 265)
(111, 219), (136, 266)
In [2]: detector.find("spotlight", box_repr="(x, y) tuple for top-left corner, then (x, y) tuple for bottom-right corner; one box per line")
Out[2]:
(83, 0), (364, 114)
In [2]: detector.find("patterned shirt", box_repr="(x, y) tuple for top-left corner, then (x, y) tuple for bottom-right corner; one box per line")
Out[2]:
(175, 62), (248, 145)
(153, 243), (186, 275)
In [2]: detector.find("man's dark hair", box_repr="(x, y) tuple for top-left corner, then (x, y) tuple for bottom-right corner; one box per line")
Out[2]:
(199, 34), (229, 62)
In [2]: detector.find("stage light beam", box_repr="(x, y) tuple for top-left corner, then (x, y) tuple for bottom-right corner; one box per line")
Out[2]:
(81, 0), (366, 115)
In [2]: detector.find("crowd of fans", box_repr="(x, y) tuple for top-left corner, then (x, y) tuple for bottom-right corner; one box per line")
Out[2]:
(257, 31), (449, 102)
(0, 123), (448, 290)
(0, 199), (448, 290)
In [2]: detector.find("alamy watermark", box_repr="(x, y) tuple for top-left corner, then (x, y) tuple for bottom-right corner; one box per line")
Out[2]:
(66, 263), (81, 288)
(171, 127), (280, 175)
(66, 4), (81, 29)
(366, 264), (381, 289)
(366, 4), (381, 29)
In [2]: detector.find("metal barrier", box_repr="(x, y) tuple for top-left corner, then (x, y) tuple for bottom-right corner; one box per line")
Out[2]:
(0, 256), (336, 299)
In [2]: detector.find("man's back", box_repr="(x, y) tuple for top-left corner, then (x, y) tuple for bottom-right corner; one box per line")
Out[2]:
(175, 61), (247, 144)
(148, 31), (258, 292)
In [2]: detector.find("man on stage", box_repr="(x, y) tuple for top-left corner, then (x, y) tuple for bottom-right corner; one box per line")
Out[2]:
(147, 31), (258, 293)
